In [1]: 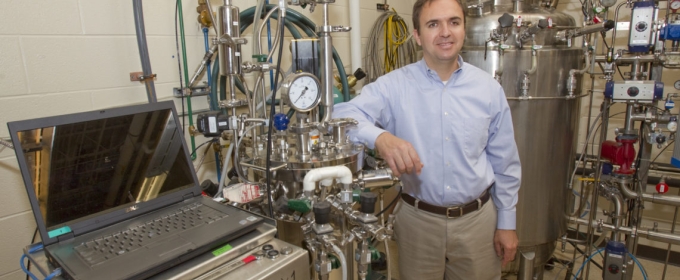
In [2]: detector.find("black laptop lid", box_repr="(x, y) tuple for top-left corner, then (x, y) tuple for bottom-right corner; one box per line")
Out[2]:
(8, 101), (202, 246)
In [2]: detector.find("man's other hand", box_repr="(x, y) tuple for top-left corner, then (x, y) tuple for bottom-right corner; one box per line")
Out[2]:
(494, 229), (518, 267)
(374, 132), (423, 177)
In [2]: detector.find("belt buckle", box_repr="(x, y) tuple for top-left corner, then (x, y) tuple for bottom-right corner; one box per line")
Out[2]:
(446, 206), (463, 218)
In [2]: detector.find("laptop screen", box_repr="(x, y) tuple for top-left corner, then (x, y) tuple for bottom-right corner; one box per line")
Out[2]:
(13, 106), (195, 233)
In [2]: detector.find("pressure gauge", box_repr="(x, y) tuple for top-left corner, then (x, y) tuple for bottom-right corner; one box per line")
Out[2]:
(600, 0), (617, 8)
(281, 72), (322, 112)
(671, 0), (680, 11)
(674, 80), (680, 90)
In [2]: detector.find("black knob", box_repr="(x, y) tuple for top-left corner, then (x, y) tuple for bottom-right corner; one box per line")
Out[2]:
(603, 20), (615, 30)
(353, 68), (367, 81)
(360, 192), (378, 214)
(627, 86), (640, 97)
(498, 13), (514, 28)
(608, 264), (620, 274)
(657, 134), (667, 144)
(537, 19), (549, 29)
(262, 244), (274, 252)
(313, 201), (332, 225)
(200, 180), (218, 197)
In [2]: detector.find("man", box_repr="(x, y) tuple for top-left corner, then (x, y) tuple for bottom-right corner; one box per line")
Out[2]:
(332, 0), (521, 279)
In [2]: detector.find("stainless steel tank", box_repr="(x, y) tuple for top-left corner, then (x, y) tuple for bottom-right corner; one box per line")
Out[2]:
(461, 1), (583, 277)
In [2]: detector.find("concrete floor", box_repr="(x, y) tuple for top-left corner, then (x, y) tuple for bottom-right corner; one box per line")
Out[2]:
(330, 239), (680, 280)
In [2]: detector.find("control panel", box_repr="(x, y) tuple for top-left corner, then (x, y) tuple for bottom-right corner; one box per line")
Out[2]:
(195, 238), (310, 280)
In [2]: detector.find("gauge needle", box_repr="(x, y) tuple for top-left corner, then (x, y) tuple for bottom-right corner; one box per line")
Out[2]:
(294, 87), (308, 103)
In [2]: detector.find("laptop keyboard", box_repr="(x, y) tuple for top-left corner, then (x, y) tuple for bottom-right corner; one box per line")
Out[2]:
(74, 202), (228, 266)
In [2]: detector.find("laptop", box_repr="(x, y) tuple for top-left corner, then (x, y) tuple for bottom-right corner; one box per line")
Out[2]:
(8, 101), (264, 280)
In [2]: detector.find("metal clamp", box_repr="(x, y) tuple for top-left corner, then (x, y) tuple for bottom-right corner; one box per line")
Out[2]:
(220, 99), (248, 108)
(129, 72), (157, 82)
(316, 25), (351, 33)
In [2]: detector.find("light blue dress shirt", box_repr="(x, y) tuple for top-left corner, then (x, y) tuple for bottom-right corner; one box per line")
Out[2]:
(333, 57), (521, 230)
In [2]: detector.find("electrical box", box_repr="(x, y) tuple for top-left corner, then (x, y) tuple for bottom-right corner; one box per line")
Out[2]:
(604, 80), (663, 103)
(660, 23), (680, 41)
(628, 1), (655, 52)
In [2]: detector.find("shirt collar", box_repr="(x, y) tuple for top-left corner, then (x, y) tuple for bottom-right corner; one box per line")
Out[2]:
(419, 56), (466, 84)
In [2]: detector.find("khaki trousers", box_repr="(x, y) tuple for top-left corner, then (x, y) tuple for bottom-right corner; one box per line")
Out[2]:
(393, 197), (502, 280)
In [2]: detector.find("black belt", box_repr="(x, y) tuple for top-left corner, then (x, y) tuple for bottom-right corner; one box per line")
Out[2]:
(401, 186), (492, 218)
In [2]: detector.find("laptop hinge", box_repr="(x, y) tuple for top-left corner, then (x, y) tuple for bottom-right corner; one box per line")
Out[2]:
(183, 193), (195, 202)
(57, 232), (75, 242)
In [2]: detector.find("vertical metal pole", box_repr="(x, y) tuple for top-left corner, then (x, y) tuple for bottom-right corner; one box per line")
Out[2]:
(583, 98), (610, 279)
(320, 3), (334, 122)
(518, 251), (536, 280)
(133, 0), (157, 103)
(661, 188), (680, 280)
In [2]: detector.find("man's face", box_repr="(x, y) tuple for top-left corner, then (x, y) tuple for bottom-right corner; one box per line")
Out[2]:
(413, 0), (465, 67)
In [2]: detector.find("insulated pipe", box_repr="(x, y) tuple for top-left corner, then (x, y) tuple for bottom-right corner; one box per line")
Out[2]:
(303, 166), (353, 195)
(331, 244), (348, 280)
(570, 20), (615, 37)
(133, 0), (157, 103)
(349, 0), (362, 76)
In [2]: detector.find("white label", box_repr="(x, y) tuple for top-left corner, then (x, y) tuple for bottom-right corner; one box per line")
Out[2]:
(235, 52), (241, 57)
(610, 254), (623, 259)
(209, 117), (217, 133)
(218, 121), (228, 126)
(617, 22), (630, 31)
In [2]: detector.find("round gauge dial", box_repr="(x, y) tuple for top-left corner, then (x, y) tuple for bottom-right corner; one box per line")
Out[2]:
(674, 80), (680, 90)
(282, 73), (321, 112)
(671, 0), (680, 10)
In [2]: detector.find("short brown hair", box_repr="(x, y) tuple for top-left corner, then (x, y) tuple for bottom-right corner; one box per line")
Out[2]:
(412, 0), (465, 32)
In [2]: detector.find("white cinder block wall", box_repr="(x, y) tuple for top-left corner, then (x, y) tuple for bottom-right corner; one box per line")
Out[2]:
(0, 0), (678, 279)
